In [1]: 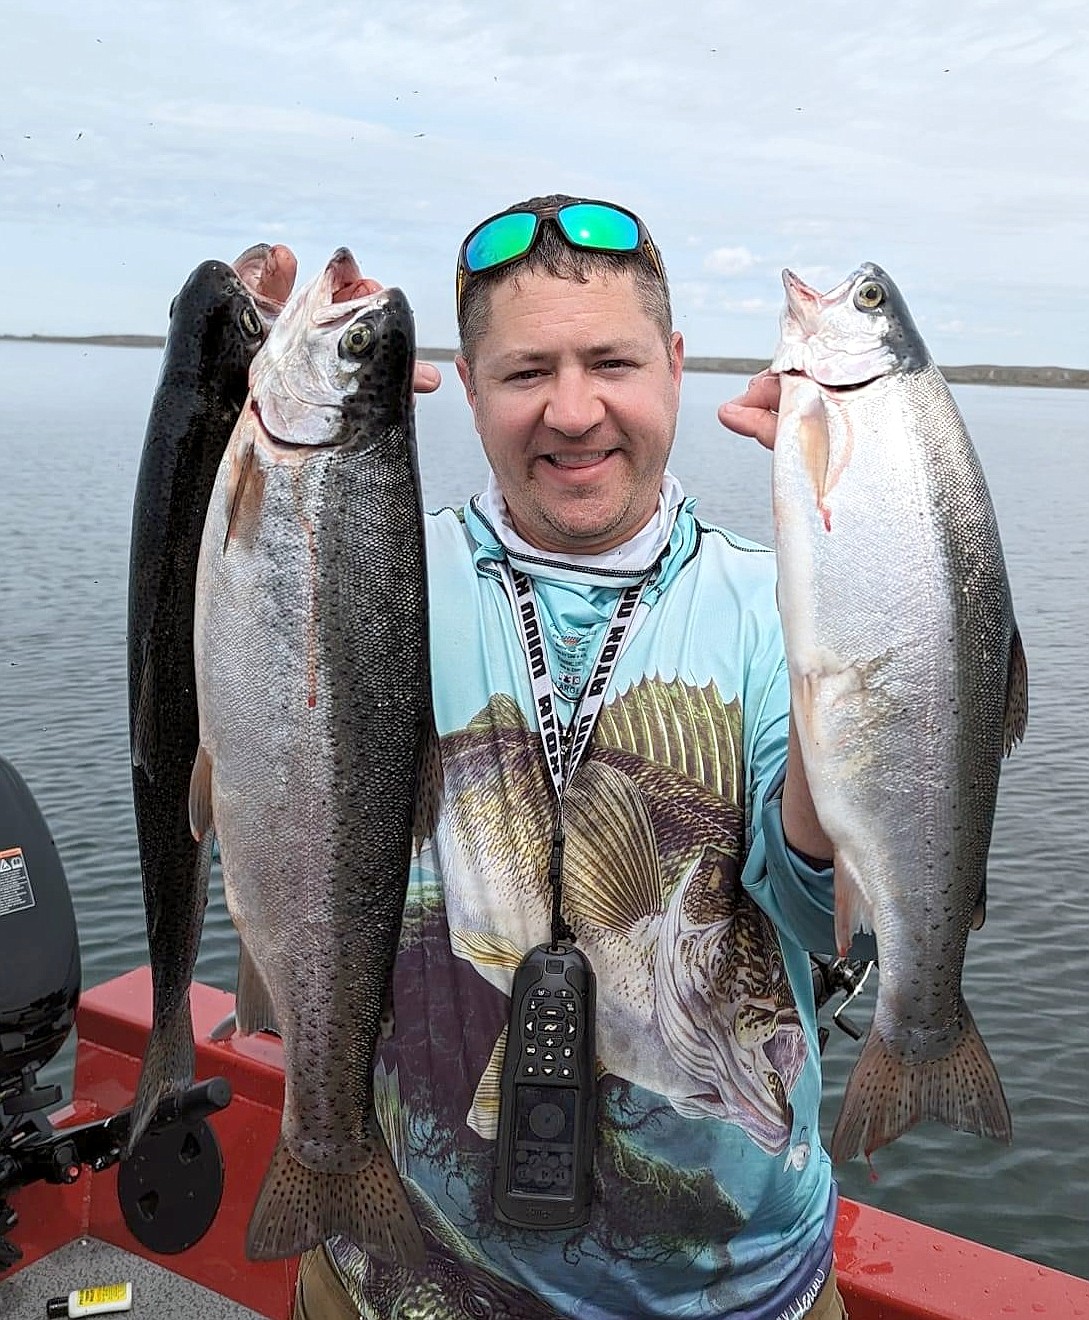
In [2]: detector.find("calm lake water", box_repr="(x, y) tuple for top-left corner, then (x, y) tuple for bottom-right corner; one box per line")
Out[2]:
(1, 341), (1086, 1281)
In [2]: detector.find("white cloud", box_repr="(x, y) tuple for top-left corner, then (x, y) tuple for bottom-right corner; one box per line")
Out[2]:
(1, 0), (1088, 362)
(704, 247), (758, 277)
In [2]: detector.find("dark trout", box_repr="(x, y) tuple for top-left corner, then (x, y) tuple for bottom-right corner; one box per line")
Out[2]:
(126, 243), (296, 1152)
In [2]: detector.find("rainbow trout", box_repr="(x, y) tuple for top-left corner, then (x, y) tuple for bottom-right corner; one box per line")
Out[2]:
(191, 253), (435, 1264)
(770, 263), (1027, 1162)
(126, 243), (296, 1152)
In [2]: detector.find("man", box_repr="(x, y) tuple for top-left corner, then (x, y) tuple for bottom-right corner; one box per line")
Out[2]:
(295, 195), (847, 1319)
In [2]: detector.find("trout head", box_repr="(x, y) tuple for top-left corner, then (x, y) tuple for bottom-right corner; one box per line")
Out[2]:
(771, 262), (930, 389)
(250, 248), (416, 456)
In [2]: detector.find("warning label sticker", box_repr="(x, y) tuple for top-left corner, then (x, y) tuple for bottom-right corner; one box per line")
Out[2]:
(0, 847), (35, 917)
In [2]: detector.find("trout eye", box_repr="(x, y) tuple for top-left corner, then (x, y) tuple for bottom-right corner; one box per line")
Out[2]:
(854, 280), (885, 310)
(240, 305), (263, 338)
(341, 321), (375, 357)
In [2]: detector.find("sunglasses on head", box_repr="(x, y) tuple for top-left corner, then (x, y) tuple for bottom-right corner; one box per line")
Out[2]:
(455, 199), (666, 317)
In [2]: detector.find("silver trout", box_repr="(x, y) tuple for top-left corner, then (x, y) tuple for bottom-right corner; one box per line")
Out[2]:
(191, 252), (435, 1264)
(126, 243), (296, 1153)
(770, 263), (1027, 1162)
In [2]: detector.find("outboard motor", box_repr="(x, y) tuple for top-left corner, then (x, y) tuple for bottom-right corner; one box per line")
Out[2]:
(0, 756), (232, 1272)
(0, 757), (81, 1116)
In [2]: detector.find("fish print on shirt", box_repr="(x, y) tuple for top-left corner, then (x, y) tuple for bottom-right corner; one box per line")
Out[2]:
(438, 676), (807, 1156)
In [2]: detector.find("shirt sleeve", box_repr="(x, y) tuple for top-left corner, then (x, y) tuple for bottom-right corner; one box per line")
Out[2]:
(738, 652), (838, 957)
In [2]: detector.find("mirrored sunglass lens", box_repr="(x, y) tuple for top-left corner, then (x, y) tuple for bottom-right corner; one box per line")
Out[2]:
(463, 213), (538, 272)
(557, 204), (640, 251)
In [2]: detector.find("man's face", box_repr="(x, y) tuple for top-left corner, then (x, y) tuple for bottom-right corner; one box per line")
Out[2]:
(456, 269), (683, 555)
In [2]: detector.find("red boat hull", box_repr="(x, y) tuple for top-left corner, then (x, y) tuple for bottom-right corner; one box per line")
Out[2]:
(8, 969), (1088, 1319)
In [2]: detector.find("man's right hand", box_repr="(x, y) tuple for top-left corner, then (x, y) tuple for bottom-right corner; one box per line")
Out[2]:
(717, 369), (780, 451)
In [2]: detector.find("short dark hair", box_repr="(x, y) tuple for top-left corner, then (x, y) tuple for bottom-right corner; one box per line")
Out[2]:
(456, 193), (673, 365)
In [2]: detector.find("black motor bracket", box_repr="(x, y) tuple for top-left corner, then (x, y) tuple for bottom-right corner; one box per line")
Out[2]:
(0, 756), (234, 1267)
(0, 1076), (232, 1270)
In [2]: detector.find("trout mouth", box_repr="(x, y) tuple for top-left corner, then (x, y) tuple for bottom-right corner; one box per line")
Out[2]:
(780, 367), (881, 394)
(818, 376), (881, 393)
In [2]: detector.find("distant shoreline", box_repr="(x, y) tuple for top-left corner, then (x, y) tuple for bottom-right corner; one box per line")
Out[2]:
(2, 333), (1087, 389)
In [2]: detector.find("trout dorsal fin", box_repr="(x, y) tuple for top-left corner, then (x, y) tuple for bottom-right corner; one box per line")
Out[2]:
(412, 713), (444, 847)
(222, 418), (265, 550)
(1003, 626), (1028, 756)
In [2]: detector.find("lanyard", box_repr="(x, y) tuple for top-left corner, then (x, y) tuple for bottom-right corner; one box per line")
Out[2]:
(499, 563), (648, 945)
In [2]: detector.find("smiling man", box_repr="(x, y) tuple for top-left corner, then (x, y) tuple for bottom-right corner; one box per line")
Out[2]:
(294, 195), (846, 1320)
(456, 255), (683, 555)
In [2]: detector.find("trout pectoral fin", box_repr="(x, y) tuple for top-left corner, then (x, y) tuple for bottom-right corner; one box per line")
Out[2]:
(223, 422), (265, 550)
(794, 389), (856, 532)
(797, 397), (830, 510)
(235, 939), (278, 1035)
(188, 744), (214, 842)
(833, 850), (874, 957)
(1003, 625), (1028, 755)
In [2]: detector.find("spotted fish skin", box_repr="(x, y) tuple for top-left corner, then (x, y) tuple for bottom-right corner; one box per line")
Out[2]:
(125, 245), (294, 1154)
(770, 262), (1027, 1162)
(193, 256), (433, 1265)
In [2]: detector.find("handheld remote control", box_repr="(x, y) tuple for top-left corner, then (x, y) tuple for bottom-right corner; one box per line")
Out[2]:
(493, 941), (597, 1229)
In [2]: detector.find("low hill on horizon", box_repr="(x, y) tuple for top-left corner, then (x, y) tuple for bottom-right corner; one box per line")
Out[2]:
(2, 333), (1086, 388)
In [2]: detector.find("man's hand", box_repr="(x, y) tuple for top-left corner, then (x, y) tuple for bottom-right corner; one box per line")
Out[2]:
(414, 361), (442, 394)
(717, 369), (780, 451)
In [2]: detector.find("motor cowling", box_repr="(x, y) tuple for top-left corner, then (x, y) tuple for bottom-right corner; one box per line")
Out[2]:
(0, 758), (80, 1094)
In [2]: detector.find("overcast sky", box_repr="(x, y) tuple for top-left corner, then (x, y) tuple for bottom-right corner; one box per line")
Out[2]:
(3, 0), (1087, 365)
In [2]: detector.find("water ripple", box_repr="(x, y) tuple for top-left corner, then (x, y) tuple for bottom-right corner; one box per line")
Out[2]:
(2, 349), (1087, 1279)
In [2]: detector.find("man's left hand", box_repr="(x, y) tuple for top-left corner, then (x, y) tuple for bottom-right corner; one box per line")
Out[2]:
(718, 369), (780, 450)
(415, 362), (442, 394)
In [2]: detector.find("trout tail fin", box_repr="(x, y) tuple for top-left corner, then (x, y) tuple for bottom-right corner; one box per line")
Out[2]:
(830, 998), (1011, 1163)
(124, 1002), (196, 1157)
(246, 1130), (425, 1268)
